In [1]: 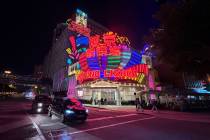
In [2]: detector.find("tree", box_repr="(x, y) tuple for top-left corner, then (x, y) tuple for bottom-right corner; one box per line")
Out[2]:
(145, 0), (210, 78)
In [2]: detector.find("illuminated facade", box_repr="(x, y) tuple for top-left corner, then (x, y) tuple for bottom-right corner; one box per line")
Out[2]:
(43, 9), (158, 105)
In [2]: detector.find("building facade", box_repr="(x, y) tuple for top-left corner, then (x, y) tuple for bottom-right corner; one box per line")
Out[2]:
(43, 9), (158, 105)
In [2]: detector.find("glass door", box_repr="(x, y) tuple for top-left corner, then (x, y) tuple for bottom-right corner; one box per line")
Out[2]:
(101, 89), (116, 105)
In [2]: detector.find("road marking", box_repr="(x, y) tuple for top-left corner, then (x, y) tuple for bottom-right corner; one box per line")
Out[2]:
(49, 116), (156, 138)
(28, 116), (46, 140)
(40, 123), (57, 127)
(87, 113), (138, 122)
(21, 104), (46, 140)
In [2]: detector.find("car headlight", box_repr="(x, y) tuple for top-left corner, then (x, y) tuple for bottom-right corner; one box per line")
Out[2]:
(37, 108), (42, 112)
(86, 109), (89, 113)
(38, 103), (43, 107)
(65, 109), (74, 114)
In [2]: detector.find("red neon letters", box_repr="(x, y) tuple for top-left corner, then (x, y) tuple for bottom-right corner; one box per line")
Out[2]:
(89, 35), (100, 49)
(96, 44), (107, 57)
(103, 33), (116, 46)
(86, 48), (96, 58)
(79, 53), (89, 71)
(109, 46), (121, 56)
(68, 20), (90, 37)
(69, 36), (76, 52)
(77, 64), (148, 83)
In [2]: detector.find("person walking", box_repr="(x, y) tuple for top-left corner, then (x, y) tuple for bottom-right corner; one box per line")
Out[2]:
(151, 99), (158, 112)
(104, 98), (107, 105)
(139, 97), (144, 112)
(101, 98), (104, 105)
(134, 92), (144, 112)
(134, 92), (139, 111)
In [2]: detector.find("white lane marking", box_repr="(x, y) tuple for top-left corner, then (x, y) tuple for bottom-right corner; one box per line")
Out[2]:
(21, 104), (46, 140)
(27, 114), (46, 140)
(87, 113), (137, 122)
(28, 116), (46, 140)
(50, 116), (156, 138)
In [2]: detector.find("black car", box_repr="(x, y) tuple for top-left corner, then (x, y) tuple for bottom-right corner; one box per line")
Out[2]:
(48, 97), (88, 123)
(32, 95), (51, 113)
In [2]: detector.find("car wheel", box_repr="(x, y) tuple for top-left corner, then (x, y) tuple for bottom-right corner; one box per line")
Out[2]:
(61, 114), (66, 123)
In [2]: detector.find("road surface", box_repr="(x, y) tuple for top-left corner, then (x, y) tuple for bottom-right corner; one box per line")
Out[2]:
(0, 98), (210, 140)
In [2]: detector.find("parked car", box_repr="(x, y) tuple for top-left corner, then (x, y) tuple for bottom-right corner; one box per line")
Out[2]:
(32, 95), (51, 113)
(48, 97), (88, 123)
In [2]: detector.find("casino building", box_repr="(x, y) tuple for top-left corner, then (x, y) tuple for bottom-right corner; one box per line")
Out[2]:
(43, 9), (159, 105)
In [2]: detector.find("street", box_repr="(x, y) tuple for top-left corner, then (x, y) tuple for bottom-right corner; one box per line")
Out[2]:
(1, 98), (210, 140)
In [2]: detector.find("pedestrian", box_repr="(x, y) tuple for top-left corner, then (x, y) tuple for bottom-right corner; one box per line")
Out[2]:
(139, 97), (144, 112)
(90, 97), (93, 105)
(134, 92), (141, 111)
(101, 98), (104, 105)
(94, 98), (97, 105)
(104, 98), (107, 105)
(151, 99), (158, 112)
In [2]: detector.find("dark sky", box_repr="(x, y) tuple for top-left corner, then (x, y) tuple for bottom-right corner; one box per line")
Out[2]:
(0, 0), (159, 75)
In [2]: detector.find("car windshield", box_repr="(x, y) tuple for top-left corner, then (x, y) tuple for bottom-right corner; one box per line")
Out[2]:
(65, 98), (82, 106)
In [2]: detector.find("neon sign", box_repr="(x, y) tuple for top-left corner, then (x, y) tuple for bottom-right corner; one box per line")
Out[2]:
(116, 36), (130, 45)
(66, 35), (89, 64)
(77, 32), (143, 71)
(103, 32), (116, 46)
(76, 9), (87, 27)
(65, 30), (147, 84)
(89, 35), (100, 49)
(76, 36), (89, 47)
(67, 19), (90, 37)
(79, 53), (89, 71)
(77, 64), (148, 83)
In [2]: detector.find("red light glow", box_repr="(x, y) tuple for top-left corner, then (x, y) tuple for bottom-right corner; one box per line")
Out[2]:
(68, 20), (90, 37)
(103, 32), (116, 46)
(109, 46), (121, 56)
(69, 36), (76, 51)
(89, 35), (100, 49)
(96, 44), (107, 57)
(77, 64), (148, 83)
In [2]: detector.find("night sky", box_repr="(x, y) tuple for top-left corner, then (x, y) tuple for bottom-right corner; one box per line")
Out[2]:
(0, 0), (159, 75)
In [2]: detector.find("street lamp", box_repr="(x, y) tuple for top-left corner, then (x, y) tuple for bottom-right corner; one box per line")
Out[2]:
(4, 70), (12, 74)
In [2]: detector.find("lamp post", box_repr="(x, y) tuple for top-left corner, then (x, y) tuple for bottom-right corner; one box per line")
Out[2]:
(3, 70), (12, 92)
(4, 70), (12, 74)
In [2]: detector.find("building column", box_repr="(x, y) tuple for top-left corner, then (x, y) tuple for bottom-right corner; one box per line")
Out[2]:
(116, 88), (121, 106)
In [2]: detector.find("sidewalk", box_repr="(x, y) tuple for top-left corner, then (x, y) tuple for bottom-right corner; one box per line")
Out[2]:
(85, 104), (210, 123)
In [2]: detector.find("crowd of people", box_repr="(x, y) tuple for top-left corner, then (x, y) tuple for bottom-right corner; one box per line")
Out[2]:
(88, 92), (210, 112)
(134, 92), (159, 112)
(90, 97), (109, 105)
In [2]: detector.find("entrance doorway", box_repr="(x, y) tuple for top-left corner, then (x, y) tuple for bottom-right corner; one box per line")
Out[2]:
(92, 88), (117, 105)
